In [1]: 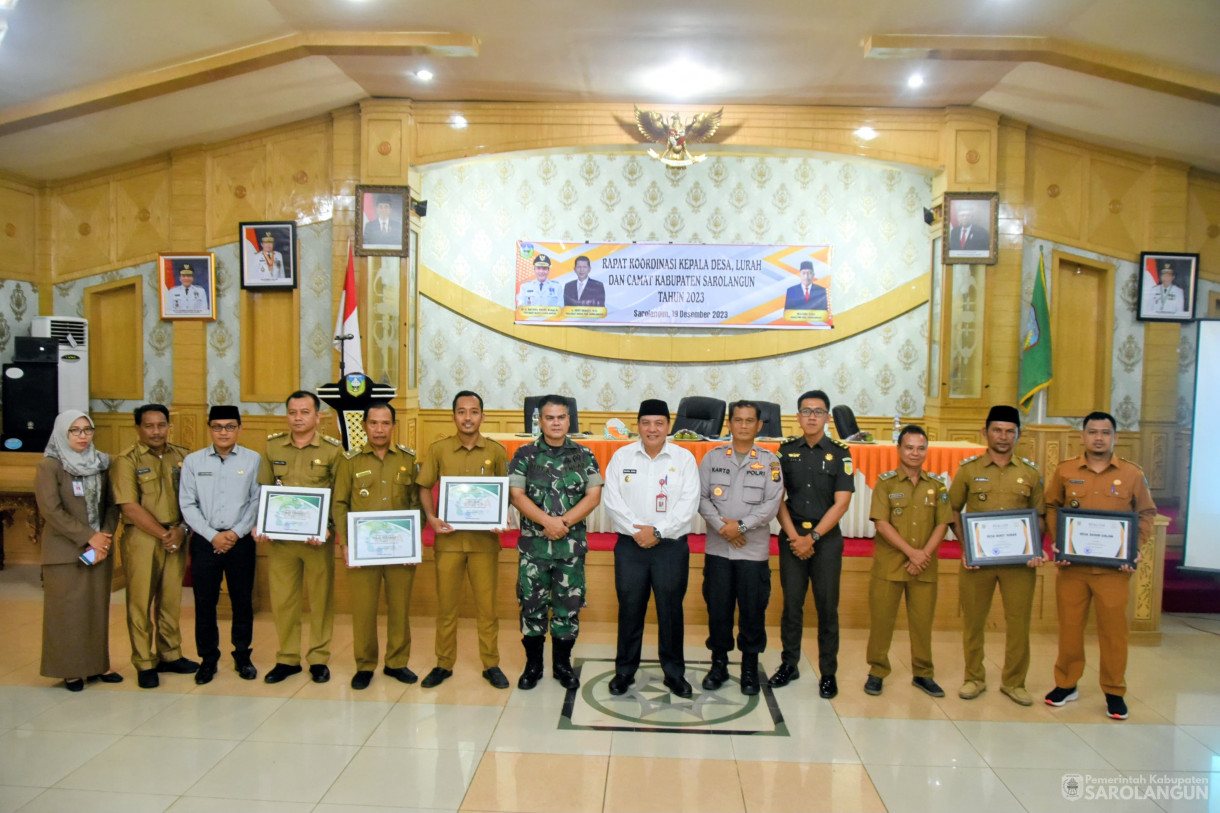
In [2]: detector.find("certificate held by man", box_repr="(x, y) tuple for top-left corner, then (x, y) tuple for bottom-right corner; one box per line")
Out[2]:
(437, 476), (510, 530)
(255, 485), (331, 542)
(346, 511), (422, 567)
(962, 508), (1040, 567)
(1055, 508), (1138, 569)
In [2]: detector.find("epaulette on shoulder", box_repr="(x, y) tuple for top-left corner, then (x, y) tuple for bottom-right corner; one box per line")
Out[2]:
(830, 437), (849, 449)
(961, 454), (980, 464)
(1021, 457), (1039, 469)
(878, 470), (897, 480)
(322, 434), (342, 447)
(396, 443), (415, 456)
(343, 448), (362, 460)
(926, 471), (948, 486)
(1120, 457), (1144, 471)
(266, 431), (287, 440)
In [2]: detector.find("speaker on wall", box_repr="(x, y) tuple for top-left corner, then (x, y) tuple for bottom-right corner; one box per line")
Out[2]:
(2, 362), (58, 452)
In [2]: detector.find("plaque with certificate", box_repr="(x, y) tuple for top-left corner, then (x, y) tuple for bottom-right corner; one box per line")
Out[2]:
(256, 486), (331, 542)
(1055, 508), (1139, 569)
(437, 476), (510, 530)
(962, 508), (1041, 567)
(346, 510), (422, 566)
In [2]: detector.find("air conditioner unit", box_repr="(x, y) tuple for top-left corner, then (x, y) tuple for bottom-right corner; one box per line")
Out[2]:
(31, 316), (89, 413)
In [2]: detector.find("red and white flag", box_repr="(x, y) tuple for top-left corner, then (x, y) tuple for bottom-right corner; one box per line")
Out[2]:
(333, 240), (364, 374)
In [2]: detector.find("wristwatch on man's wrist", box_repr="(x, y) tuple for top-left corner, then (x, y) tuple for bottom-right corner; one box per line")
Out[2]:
(811, 531), (822, 542)
(737, 520), (749, 536)
(653, 527), (662, 540)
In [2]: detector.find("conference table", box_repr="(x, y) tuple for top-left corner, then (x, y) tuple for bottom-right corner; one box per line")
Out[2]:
(491, 435), (983, 538)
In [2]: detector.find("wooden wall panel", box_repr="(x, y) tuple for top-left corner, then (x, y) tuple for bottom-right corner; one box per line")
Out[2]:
(954, 129), (993, 186)
(206, 143), (267, 248)
(52, 180), (111, 275)
(1087, 156), (1145, 255)
(1025, 139), (1085, 241)
(1048, 252), (1114, 416)
(364, 116), (408, 183)
(1186, 173), (1220, 281)
(114, 167), (171, 263)
(267, 127), (331, 224)
(239, 288), (300, 403)
(0, 182), (37, 279)
(83, 278), (143, 400)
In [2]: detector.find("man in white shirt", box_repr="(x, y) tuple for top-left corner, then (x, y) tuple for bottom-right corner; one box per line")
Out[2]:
(602, 399), (700, 696)
(516, 254), (563, 308)
(1143, 264), (1188, 316)
(253, 233), (285, 281)
(167, 265), (210, 315)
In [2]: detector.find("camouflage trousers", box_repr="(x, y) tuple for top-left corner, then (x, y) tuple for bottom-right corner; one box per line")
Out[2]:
(517, 549), (586, 639)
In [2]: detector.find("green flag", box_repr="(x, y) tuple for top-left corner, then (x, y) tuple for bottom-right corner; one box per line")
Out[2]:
(1018, 249), (1053, 409)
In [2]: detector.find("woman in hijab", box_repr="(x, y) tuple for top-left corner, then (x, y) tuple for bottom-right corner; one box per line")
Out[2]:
(34, 410), (122, 691)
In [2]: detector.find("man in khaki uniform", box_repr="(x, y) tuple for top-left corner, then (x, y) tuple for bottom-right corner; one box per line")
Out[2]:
(866, 425), (952, 697)
(417, 391), (511, 689)
(949, 405), (1046, 706)
(1044, 411), (1156, 720)
(257, 390), (343, 684)
(111, 404), (198, 689)
(332, 402), (421, 690)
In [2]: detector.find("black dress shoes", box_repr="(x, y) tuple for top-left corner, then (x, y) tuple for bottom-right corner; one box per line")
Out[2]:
(864, 675), (883, 696)
(768, 663), (800, 687)
(383, 666), (418, 684)
(157, 657), (200, 674)
(235, 661), (258, 681)
(137, 669), (160, 689)
(351, 670), (373, 690)
(608, 674), (635, 695)
(664, 676), (693, 698)
(702, 659), (729, 691)
(421, 667), (453, 688)
(819, 674), (838, 699)
(88, 673), (124, 684)
(309, 664), (330, 684)
(482, 667), (510, 689)
(264, 663), (303, 684)
(64, 679), (84, 692)
(194, 663), (217, 685)
(740, 667), (760, 696)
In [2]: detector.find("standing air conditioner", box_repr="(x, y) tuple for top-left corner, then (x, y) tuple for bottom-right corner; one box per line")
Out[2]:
(31, 316), (89, 413)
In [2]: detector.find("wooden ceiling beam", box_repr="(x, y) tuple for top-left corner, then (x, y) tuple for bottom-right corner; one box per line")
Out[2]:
(0, 30), (479, 136)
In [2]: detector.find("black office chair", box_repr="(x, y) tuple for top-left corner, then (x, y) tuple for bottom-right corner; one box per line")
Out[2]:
(523, 395), (580, 434)
(831, 405), (859, 439)
(671, 397), (727, 438)
(755, 400), (783, 438)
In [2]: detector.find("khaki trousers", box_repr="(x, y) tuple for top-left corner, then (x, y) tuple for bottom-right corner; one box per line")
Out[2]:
(434, 550), (500, 670)
(866, 576), (937, 679)
(348, 565), (415, 672)
(1053, 566), (1131, 696)
(122, 529), (188, 671)
(959, 564), (1036, 688)
(268, 540), (335, 666)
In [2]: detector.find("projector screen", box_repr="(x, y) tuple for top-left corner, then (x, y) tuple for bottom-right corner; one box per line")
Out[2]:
(1183, 320), (1220, 572)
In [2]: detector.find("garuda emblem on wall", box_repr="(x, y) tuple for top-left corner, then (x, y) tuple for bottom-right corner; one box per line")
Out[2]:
(633, 106), (724, 167)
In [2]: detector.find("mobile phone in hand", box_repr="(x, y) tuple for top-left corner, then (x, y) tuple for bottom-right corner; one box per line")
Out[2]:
(79, 548), (98, 566)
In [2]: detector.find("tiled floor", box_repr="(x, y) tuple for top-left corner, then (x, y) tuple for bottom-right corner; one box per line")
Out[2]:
(0, 563), (1217, 812)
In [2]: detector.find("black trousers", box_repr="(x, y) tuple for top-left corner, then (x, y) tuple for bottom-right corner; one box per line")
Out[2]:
(614, 534), (689, 681)
(190, 532), (255, 665)
(702, 554), (770, 655)
(778, 528), (843, 675)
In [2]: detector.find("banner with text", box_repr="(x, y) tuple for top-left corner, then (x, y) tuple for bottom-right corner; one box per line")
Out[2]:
(513, 241), (834, 329)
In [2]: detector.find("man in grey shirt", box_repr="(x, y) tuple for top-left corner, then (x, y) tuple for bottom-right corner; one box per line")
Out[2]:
(179, 405), (262, 685)
(698, 400), (784, 695)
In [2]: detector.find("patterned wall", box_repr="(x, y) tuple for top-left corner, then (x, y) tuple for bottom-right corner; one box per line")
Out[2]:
(418, 150), (934, 416)
(0, 278), (39, 409)
(1021, 237), (1143, 430)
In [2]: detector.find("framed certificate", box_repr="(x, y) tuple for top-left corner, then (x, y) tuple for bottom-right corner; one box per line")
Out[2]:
(962, 508), (1041, 567)
(346, 510), (422, 566)
(1055, 508), (1139, 569)
(437, 476), (510, 530)
(255, 486), (331, 542)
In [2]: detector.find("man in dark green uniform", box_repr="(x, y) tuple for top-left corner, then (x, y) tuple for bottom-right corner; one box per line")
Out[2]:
(508, 394), (603, 690)
(770, 389), (855, 699)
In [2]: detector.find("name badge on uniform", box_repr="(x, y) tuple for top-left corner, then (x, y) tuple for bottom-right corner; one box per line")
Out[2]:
(355, 470), (373, 478)
(136, 468), (152, 475)
(72, 479), (85, 496)
(656, 493), (667, 513)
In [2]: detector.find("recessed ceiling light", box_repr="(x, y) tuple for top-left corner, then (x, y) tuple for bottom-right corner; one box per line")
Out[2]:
(450, 114), (468, 129)
(414, 69), (434, 82)
(854, 126), (878, 141)
(637, 58), (723, 100)
(907, 73), (924, 89)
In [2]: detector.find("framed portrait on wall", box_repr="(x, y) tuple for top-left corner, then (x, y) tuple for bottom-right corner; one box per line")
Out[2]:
(158, 253), (216, 321)
(1137, 251), (1197, 322)
(943, 192), (999, 265)
(356, 185), (409, 257)
(239, 221), (298, 290)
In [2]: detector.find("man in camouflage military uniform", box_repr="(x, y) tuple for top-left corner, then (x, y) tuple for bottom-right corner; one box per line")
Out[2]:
(771, 390), (855, 699)
(949, 404), (1046, 706)
(257, 390), (344, 685)
(865, 425), (952, 697)
(332, 402), (421, 690)
(508, 394), (603, 690)
(111, 404), (198, 689)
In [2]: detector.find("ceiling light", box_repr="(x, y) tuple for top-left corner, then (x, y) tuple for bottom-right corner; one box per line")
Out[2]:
(854, 126), (878, 141)
(637, 58), (723, 100)
(907, 73), (924, 89)
(450, 114), (468, 129)
(0, 0), (18, 10)
(414, 69), (434, 82)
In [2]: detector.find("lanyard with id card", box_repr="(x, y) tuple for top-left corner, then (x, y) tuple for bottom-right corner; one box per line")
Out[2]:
(656, 475), (668, 513)
(72, 479), (85, 497)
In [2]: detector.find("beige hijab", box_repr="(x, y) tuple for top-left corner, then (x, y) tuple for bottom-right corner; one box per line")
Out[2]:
(44, 410), (109, 530)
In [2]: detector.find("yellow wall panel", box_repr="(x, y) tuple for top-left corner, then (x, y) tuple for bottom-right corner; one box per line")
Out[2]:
(239, 288), (300, 403)
(52, 181), (111, 276)
(1025, 140), (1084, 240)
(1087, 156), (1145, 255)
(114, 167), (170, 262)
(1187, 175), (1220, 281)
(268, 127), (332, 224)
(206, 143), (267, 248)
(0, 183), (37, 279)
(365, 117), (406, 182)
(83, 278), (143, 400)
(954, 129), (992, 186)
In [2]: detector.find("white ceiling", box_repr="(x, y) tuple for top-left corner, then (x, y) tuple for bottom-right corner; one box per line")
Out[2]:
(0, 0), (1216, 181)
